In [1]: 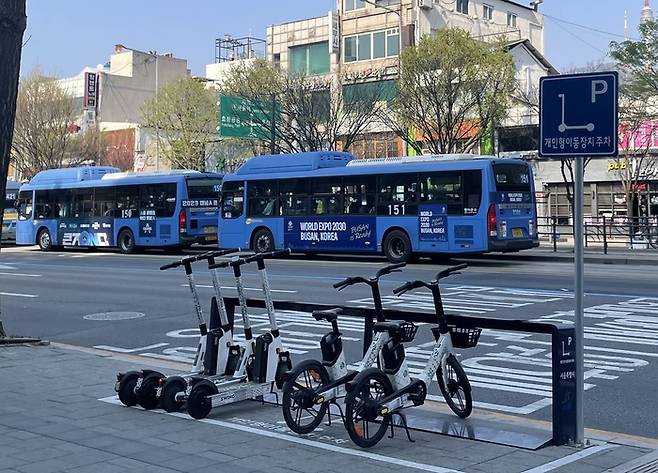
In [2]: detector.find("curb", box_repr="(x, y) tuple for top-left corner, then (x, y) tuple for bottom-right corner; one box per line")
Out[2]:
(0, 337), (46, 345)
(464, 253), (657, 266)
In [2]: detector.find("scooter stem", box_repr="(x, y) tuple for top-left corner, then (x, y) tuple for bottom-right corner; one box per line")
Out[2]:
(231, 261), (253, 341)
(255, 258), (279, 336)
(183, 260), (207, 336)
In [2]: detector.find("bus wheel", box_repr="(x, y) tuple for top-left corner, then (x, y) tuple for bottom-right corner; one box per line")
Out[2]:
(383, 230), (412, 263)
(118, 229), (136, 254)
(252, 228), (274, 253)
(37, 228), (53, 251)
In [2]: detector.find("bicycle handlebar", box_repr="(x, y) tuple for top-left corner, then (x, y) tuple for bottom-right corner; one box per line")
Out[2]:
(332, 276), (369, 291)
(392, 280), (425, 296)
(436, 263), (467, 279)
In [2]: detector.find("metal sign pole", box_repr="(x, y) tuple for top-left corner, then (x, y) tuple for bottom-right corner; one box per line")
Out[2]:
(574, 157), (585, 444)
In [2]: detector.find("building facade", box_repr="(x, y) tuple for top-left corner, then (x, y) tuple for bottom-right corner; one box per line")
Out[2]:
(56, 46), (190, 173)
(266, 0), (551, 159)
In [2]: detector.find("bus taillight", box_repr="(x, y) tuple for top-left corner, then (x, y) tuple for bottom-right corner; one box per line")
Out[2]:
(179, 209), (187, 233)
(487, 204), (497, 237)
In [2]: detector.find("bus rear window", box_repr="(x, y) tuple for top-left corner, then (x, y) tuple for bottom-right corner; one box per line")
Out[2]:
(493, 164), (531, 192)
(187, 178), (222, 198)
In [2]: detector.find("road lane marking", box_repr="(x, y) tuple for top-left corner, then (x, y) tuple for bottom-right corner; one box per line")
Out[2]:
(98, 396), (465, 473)
(93, 343), (169, 353)
(0, 271), (41, 277)
(0, 291), (37, 298)
(519, 444), (611, 473)
(182, 284), (297, 294)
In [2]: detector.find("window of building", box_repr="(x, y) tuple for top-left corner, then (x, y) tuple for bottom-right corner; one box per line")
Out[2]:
(483, 4), (493, 21)
(343, 29), (399, 63)
(507, 12), (517, 27)
(345, 0), (366, 11)
(343, 80), (397, 107)
(348, 132), (400, 159)
(222, 181), (244, 219)
(456, 0), (469, 15)
(289, 42), (330, 76)
(273, 53), (281, 70)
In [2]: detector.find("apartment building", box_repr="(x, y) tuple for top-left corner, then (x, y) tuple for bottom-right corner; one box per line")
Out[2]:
(267, 0), (554, 158)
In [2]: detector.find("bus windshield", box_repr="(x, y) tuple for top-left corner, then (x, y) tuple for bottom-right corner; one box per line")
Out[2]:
(493, 163), (531, 192)
(186, 178), (222, 199)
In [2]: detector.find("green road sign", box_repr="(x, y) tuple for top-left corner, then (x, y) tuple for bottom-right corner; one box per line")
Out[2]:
(218, 95), (277, 140)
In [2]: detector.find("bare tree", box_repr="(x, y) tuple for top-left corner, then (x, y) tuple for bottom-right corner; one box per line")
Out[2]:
(220, 59), (389, 153)
(11, 70), (80, 179)
(0, 0), (27, 337)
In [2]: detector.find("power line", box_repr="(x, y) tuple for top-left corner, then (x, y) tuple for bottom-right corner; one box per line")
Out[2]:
(543, 13), (640, 42)
(547, 16), (608, 56)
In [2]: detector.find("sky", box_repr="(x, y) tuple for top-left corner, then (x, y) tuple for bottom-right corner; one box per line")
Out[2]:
(20, 0), (649, 78)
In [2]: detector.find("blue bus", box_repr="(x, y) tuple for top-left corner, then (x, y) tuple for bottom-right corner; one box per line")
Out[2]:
(219, 151), (539, 262)
(2, 179), (21, 241)
(16, 166), (222, 253)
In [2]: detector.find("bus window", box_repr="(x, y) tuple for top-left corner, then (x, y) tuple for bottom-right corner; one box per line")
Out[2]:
(187, 178), (222, 198)
(141, 184), (177, 217)
(95, 187), (116, 217)
(279, 179), (308, 216)
(310, 177), (342, 215)
(72, 189), (94, 218)
(35, 190), (55, 219)
(248, 180), (278, 217)
(17, 191), (32, 221)
(463, 170), (482, 215)
(378, 173), (417, 216)
(117, 186), (139, 219)
(420, 171), (462, 215)
(51, 189), (73, 218)
(493, 163), (531, 192)
(222, 181), (244, 219)
(344, 176), (375, 214)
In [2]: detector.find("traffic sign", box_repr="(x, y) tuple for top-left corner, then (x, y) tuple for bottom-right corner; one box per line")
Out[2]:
(539, 72), (618, 157)
(218, 95), (278, 140)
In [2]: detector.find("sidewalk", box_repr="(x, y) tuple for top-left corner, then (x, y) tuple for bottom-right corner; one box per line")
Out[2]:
(0, 343), (656, 473)
(468, 244), (658, 266)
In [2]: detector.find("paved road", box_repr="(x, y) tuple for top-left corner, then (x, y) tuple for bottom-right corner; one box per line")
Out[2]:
(1, 245), (657, 439)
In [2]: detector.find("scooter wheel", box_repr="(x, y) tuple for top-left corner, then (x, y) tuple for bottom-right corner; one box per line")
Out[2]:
(187, 384), (216, 420)
(136, 373), (163, 410)
(161, 377), (187, 413)
(117, 373), (139, 407)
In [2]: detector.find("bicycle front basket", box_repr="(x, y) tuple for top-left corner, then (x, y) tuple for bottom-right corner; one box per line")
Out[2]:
(399, 322), (418, 343)
(449, 326), (481, 349)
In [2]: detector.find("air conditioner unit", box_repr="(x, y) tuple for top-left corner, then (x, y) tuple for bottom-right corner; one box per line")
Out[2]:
(418, 0), (431, 9)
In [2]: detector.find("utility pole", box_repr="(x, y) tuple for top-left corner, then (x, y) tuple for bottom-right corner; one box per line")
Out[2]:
(0, 0), (27, 337)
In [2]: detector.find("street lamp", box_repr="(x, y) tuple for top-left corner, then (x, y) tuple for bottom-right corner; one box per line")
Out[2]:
(115, 43), (160, 171)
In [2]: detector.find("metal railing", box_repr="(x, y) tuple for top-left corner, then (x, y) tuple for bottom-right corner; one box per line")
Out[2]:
(537, 216), (658, 254)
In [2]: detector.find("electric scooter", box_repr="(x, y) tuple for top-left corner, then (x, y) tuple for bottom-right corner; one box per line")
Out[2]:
(157, 250), (248, 412)
(114, 248), (239, 409)
(183, 249), (293, 419)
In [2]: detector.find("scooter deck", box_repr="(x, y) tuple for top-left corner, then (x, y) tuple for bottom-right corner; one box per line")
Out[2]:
(209, 382), (272, 408)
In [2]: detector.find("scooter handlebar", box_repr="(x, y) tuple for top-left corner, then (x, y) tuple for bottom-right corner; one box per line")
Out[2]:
(195, 248), (241, 262)
(437, 263), (467, 279)
(159, 261), (181, 271)
(244, 248), (291, 263)
(208, 260), (233, 270)
(375, 262), (406, 279)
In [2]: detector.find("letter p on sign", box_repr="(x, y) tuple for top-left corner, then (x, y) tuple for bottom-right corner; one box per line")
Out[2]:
(591, 80), (608, 103)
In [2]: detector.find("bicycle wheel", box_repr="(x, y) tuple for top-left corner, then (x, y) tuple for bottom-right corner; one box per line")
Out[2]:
(344, 368), (393, 448)
(437, 354), (472, 418)
(281, 360), (330, 434)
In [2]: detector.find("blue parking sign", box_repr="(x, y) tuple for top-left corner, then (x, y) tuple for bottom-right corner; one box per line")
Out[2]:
(539, 72), (618, 157)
